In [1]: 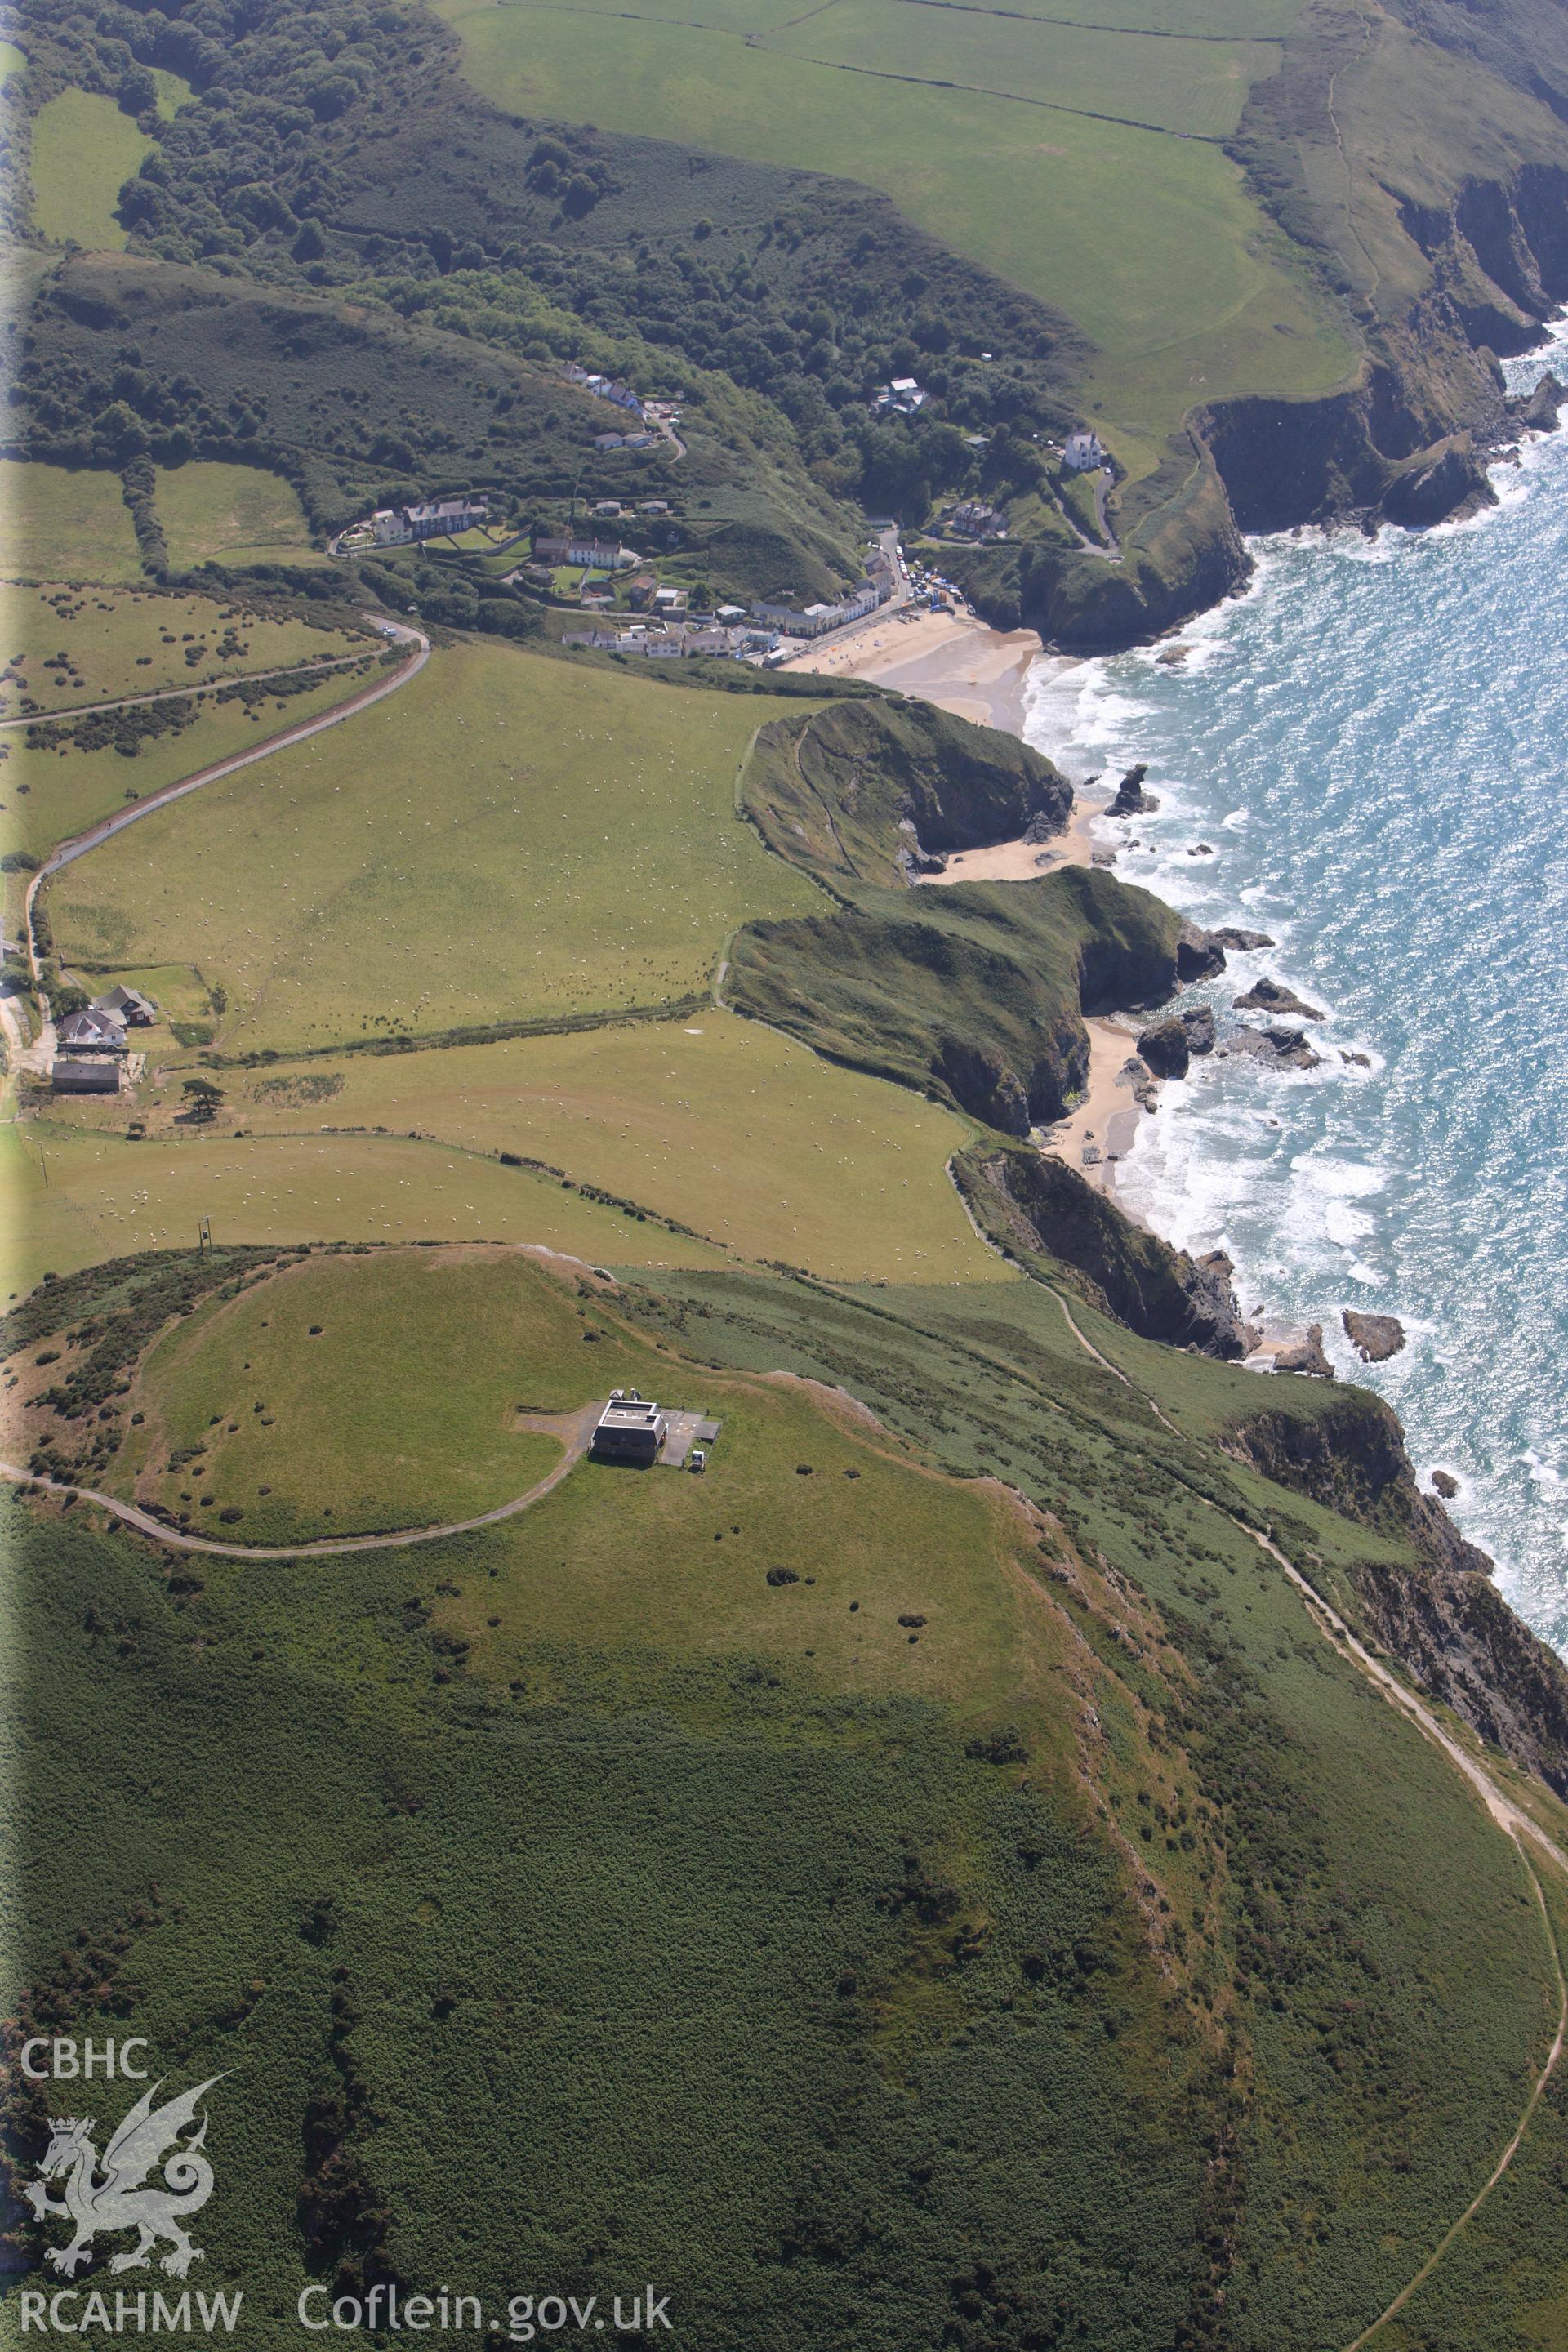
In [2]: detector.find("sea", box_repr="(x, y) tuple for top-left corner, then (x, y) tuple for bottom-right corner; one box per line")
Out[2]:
(1022, 331), (1568, 1651)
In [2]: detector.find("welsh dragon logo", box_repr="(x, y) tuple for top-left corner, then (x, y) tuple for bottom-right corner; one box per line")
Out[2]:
(24, 2076), (221, 2279)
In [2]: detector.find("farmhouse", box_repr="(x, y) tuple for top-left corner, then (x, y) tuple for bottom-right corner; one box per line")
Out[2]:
(57, 1007), (127, 1054)
(1063, 431), (1107, 472)
(372, 496), (490, 546)
(591, 1393), (668, 1463)
(92, 984), (156, 1026)
(873, 378), (927, 416)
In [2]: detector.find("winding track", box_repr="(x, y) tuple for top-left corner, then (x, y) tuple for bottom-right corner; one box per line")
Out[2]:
(0, 1402), (601, 1559)
(1042, 1277), (1568, 2350)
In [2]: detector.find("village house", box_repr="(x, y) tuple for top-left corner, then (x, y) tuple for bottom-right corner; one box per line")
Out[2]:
(1063, 430), (1107, 472)
(533, 536), (639, 571)
(372, 495), (490, 546)
(749, 566), (891, 639)
(627, 575), (658, 610)
(873, 378), (927, 416)
(566, 366), (646, 419)
(943, 500), (1006, 541)
(653, 586), (688, 616)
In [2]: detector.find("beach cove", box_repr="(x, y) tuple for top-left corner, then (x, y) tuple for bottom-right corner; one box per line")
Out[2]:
(791, 385), (1568, 1651)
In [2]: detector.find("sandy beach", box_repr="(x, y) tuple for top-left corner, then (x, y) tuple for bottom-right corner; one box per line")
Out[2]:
(1036, 1015), (1154, 1208)
(916, 792), (1102, 884)
(786, 608), (1042, 735)
(789, 602), (1153, 1197)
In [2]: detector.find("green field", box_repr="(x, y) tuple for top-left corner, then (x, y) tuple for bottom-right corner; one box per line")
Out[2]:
(154, 462), (327, 570)
(0, 666), (382, 872)
(151, 65), (189, 118)
(1, 1124), (733, 1296)
(764, 1), (1276, 138)
(0, 38), (25, 79)
(29, 87), (150, 248)
(0, 461), (143, 581)
(437, 0), (1355, 463)
(228, 1014), (1004, 1281)
(48, 640), (825, 1053)
(112, 1249), (578, 1542)
(0, 581), (364, 715)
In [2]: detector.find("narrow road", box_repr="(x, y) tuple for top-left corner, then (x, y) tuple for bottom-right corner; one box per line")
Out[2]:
(21, 621), (430, 1044)
(0, 1400), (599, 1560)
(0, 653), (365, 733)
(1090, 469), (1122, 559)
(32, 624), (428, 885)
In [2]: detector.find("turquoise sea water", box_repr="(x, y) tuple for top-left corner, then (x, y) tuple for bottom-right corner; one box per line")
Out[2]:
(1023, 343), (1568, 1648)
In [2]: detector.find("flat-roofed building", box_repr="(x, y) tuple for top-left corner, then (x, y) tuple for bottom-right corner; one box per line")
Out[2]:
(591, 1394), (668, 1463)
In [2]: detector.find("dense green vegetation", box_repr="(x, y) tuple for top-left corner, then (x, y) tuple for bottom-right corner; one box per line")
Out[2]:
(7, 1241), (1568, 2345)
(8, 0), (1568, 647)
(436, 0), (1349, 462)
(2, 1486), (1208, 2349)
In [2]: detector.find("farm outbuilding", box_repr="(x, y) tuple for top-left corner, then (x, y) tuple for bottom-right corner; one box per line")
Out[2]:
(52, 1055), (122, 1094)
